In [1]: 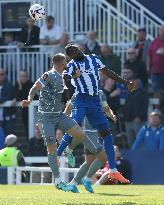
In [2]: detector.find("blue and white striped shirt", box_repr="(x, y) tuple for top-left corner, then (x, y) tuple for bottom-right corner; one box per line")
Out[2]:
(63, 54), (105, 95)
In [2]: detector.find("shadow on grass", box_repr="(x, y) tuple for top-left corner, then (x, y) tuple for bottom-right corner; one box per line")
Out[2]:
(64, 203), (136, 205)
(96, 193), (138, 197)
(112, 203), (136, 205)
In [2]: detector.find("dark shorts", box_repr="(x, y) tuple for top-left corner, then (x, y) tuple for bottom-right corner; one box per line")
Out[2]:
(70, 130), (103, 155)
(37, 112), (77, 146)
(84, 131), (103, 155)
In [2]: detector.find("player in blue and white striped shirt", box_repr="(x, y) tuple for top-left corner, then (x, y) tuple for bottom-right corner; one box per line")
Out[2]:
(60, 44), (134, 185)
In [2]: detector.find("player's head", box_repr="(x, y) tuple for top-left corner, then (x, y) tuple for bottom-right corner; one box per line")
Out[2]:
(65, 44), (84, 61)
(52, 53), (67, 72)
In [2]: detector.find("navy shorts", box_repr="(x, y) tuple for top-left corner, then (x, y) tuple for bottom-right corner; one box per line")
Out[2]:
(72, 94), (110, 133)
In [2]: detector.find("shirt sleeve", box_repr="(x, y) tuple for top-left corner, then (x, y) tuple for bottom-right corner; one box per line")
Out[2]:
(132, 126), (145, 150)
(38, 72), (52, 87)
(94, 55), (106, 70)
(63, 62), (77, 77)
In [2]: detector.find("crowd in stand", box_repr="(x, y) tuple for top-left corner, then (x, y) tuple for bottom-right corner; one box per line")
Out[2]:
(0, 15), (164, 160)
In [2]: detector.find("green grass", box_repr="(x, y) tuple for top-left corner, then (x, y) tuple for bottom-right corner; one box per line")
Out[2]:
(0, 185), (164, 205)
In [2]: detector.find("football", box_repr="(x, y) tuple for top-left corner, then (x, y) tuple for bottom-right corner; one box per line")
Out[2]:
(29, 4), (45, 21)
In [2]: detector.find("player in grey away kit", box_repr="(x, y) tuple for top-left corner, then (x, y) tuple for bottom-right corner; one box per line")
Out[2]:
(22, 53), (86, 192)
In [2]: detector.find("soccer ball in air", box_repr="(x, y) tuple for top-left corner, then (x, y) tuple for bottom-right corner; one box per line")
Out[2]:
(29, 4), (45, 21)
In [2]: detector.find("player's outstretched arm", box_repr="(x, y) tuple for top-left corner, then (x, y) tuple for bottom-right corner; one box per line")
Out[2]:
(22, 81), (42, 107)
(101, 68), (135, 92)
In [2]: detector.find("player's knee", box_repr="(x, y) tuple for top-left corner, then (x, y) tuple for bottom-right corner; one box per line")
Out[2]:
(78, 130), (85, 140)
(47, 143), (57, 154)
(75, 126), (85, 140)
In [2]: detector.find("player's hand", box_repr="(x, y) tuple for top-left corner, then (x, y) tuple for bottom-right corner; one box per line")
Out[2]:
(21, 100), (31, 107)
(72, 69), (81, 78)
(127, 80), (135, 92)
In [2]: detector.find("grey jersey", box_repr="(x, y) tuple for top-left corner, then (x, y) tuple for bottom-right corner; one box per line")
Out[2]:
(38, 69), (64, 112)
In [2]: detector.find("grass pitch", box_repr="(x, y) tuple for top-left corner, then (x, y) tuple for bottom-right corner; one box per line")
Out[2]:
(0, 185), (164, 205)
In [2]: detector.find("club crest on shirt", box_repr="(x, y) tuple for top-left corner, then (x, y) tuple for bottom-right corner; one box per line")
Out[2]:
(41, 72), (49, 81)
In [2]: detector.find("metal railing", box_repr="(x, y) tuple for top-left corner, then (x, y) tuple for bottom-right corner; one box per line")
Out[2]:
(1, 0), (163, 43)
(15, 166), (78, 185)
(117, 0), (164, 41)
(0, 44), (131, 84)
(0, 45), (51, 83)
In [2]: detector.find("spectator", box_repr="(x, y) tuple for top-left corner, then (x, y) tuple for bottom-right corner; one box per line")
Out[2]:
(148, 25), (164, 101)
(133, 27), (150, 64)
(124, 48), (148, 87)
(0, 134), (25, 166)
(77, 43), (86, 53)
(27, 124), (47, 156)
(123, 78), (148, 148)
(40, 15), (63, 53)
(102, 78), (120, 114)
(52, 33), (69, 56)
(56, 129), (63, 144)
(0, 126), (5, 150)
(116, 66), (134, 101)
(132, 110), (164, 150)
(102, 78), (120, 139)
(12, 70), (34, 138)
(84, 31), (100, 55)
(0, 69), (15, 135)
(18, 15), (40, 51)
(99, 45), (121, 75)
(95, 146), (131, 185)
(3, 32), (17, 53)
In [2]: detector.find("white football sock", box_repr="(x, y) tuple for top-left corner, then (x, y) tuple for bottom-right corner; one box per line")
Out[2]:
(55, 177), (62, 185)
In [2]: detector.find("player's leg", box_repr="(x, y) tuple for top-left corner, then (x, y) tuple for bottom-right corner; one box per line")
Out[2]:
(69, 154), (95, 193)
(85, 150), (106, 180)
(81, 138), (106, 193)
(38, 114), (72, 192)
(57, 107), (86, 158)
(87, 109), (130, 183)
(69, 133), (105, 193)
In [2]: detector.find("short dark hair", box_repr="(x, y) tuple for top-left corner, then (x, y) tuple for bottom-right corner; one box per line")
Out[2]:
(65, 44), (78, 56)
(52, 53), (66, 64)
(46, 15), (55, 22)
